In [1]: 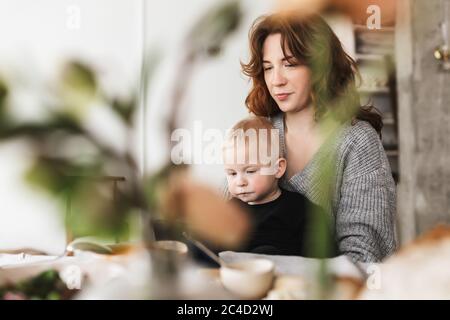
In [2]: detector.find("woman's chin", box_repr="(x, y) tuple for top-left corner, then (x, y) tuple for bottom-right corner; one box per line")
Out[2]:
(280, 104), (311, 115)
(277, 102), (300, 113)
(278, 106), (295, 113)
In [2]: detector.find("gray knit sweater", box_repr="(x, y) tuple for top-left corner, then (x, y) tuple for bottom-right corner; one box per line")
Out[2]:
(271, 113), (397, 263)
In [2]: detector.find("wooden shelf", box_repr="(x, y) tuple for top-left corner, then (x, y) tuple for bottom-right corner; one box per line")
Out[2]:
(355, 53), (386, 62)
(383, 118), (395, 125)
(385, 150), (399, 157)
(353, 24), (395, 33)
(358, 87), (390, 94)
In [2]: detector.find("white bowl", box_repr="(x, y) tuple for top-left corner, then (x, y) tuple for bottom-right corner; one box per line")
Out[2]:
(220, 258), (275, 299)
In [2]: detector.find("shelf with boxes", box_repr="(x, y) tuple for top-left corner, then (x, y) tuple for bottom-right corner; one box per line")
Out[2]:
(353, 24), (399, 182)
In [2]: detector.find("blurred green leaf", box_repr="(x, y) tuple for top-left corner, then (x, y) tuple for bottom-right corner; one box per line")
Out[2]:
(188, 0), (241, 57)
(0, 269), (77, 300)
(60, 61), (98, 119)
(0, 113), (83, 140)
(0, 77), (9, 129)
(0, 77), (8, 110)
(24, 156), (104, 195)
(111, 96), (137, 125)
(62, 61), (96, 96)
(66, 181), (136, 240)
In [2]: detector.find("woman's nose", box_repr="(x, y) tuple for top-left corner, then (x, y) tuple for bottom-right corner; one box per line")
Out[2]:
(271, 68), (287, 86)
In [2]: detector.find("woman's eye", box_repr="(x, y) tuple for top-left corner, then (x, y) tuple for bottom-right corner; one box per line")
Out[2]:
(285, 63), (297, 68)
(227, 172), (236, 176)
(263, 66), (272, 71)
(246, 170), (256, 174)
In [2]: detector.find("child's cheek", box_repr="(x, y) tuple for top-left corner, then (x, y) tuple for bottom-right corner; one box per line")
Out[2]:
(261, 175), (275, 193)
(227, 179), (236, 194)
(252, 175), (265, 194)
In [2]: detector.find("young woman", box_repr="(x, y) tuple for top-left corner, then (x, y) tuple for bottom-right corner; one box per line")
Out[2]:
(240, 12), (396, 263)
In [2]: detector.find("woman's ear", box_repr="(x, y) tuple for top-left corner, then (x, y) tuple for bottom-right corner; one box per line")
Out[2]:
(275, 157), (287, 179)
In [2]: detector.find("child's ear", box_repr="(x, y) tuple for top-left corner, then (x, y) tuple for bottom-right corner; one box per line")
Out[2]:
(275, 158), (287, 179)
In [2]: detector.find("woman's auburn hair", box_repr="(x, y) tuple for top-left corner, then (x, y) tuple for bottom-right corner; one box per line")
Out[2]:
(241, 13), (383, 134)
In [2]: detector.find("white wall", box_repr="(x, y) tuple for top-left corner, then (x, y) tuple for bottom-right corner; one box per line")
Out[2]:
(0, 0), (142, 253)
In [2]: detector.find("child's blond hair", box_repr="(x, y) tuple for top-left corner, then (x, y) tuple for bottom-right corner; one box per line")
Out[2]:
(224, 116), (281, 165)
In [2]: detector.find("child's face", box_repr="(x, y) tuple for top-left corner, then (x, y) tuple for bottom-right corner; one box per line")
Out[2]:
(223, 143), (286, 204)
(225, 162), (279, 203)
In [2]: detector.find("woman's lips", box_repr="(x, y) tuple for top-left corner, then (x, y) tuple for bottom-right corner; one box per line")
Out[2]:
(275, 93), (292, 101)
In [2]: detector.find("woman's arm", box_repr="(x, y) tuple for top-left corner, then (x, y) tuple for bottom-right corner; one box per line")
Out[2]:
(335, 123), (397, 263)
(336, 169), (397, 262)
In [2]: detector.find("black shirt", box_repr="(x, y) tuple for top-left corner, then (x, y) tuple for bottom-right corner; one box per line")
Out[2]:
(232, 189), (338, 258)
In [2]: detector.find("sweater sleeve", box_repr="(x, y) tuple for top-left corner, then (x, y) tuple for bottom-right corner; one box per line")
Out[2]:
(335, 124), (397, 263)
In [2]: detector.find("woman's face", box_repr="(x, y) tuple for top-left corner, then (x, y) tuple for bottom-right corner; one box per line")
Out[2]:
(262, 33), (312, 114)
